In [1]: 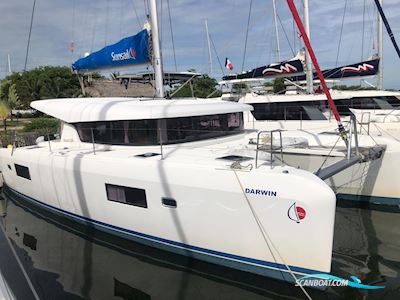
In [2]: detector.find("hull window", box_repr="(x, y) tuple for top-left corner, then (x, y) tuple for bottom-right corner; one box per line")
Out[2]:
(106, 184), (147, 208)
(15, 164), (31, 180)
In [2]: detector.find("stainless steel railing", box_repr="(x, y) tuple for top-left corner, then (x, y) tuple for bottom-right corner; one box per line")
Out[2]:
(255, 129), (284, 169)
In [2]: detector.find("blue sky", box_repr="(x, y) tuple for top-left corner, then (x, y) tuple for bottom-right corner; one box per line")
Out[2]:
(1, 0), (400, 88)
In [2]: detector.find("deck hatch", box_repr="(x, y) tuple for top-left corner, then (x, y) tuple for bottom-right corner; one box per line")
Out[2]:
(216, 155), (253, 162)
(135, 152), (160, 158)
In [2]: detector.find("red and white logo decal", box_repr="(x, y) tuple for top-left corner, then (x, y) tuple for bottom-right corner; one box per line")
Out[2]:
(288, 202), (306, 223)
(130, 48), (136, 59)
(341, 63), (374, 73)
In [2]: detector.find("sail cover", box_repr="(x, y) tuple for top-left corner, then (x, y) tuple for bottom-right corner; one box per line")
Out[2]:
(72, 29), (150, 73)
(222, 57), (304, 81)
(290, 57), (380, 81)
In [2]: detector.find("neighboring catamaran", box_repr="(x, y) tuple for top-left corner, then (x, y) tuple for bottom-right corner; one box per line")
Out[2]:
(221, 0), (400, 205)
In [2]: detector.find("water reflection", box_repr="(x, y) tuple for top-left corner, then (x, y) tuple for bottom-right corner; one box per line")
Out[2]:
(0, 189), (399, 300)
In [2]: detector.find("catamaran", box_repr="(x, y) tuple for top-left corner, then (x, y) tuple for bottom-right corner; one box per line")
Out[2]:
(220, 0), (400, 206)
(0, 0), (337, 285)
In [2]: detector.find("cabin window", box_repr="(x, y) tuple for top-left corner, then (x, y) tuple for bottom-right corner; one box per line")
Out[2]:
(166, 113), (243, 144)
(336, 96), (400, 113)
(15, 164), (31, 180)
(251, 101), (327, 121)
(74, 113), (244, 145)
(250, 96), (400, 121)
(106, 184), (147, 208)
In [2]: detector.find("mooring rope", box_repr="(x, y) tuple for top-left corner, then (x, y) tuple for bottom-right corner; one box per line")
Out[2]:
(232, 169), (312, 300)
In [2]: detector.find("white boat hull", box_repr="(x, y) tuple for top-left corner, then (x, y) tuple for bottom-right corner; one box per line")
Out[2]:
(0, 143), (336, 283)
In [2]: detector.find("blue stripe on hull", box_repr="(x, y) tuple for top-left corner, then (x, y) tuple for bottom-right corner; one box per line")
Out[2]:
(4, 186), (326, 282)
(337, 193), (400, 205)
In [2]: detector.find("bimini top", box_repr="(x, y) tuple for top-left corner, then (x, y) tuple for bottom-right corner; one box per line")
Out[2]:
(31, 97), (253, 123)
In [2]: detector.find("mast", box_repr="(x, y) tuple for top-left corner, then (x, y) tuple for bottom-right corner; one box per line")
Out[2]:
(272, 0), (281, 61)
(287, 0), (348, 143)
(149, 0), (165, 98)
(7, 54), (11, 75)
(205, 19), (213, 75)
(24, 0), (37, 71)
(377, 0), (384, 90)
(303, 0), (313, 94)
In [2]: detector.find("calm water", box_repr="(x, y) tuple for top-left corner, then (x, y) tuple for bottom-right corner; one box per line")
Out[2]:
(0, 189), (399, 300)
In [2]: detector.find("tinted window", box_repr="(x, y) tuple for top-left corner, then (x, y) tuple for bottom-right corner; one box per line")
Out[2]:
(74, 113), (243, 145)
(76, 120), (158, 146)
(166, 113), (243, 144)
(106, 184), (147, 208)
(251, 101), (327, 120)
(250, 96), (400, 121)
(337, 96), (400, 112)
(15, 164), (31, 180)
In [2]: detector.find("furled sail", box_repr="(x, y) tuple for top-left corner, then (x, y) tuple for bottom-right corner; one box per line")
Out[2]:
(72, 29), (150, 73)
(290, 57), (380, 81)
(222, 54), (304, 81)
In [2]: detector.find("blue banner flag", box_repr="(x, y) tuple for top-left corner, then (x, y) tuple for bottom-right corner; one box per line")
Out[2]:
(72, 29), (150, 72)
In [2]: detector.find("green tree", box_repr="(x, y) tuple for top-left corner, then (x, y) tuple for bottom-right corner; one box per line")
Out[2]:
(273, 78), (286, 94)
(1, 66), (82, 109)
(171, 75), (222, 98)
(0, 101), (10, 131)
(8, 83), (21, 110)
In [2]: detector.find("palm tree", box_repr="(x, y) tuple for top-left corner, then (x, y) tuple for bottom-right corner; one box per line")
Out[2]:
(0, 101), (10, 131)
(7, 83), (21, 121)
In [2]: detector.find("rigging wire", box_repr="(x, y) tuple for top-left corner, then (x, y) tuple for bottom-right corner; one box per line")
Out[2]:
(105, 0), (110, 46)
(232, 170), (312, 300)
(80, 2), (90, 54)
(24, 0), (37, 71)
(369, 1), (377, 56)
(374, 0), (400, 59)
(90, 1), (99, 52)
(361, 0), (366, 60)
(335, 0), (348, 67)
(277, 14), (295, 57)
(241, 0), (253, 72)
(143, 0), (149, 16)
(119, 0), (123, 38)
(167, 0), (178, 72)
(209, 34), (225, 76)
(130, 0), (142, 30)
(70, 0), (76, 55)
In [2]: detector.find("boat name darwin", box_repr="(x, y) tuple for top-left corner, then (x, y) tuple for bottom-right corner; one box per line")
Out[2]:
(245, 188), (277, 197)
